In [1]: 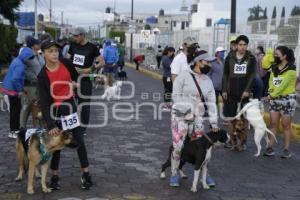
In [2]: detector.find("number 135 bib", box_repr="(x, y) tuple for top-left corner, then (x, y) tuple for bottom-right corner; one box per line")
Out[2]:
(61, 112), (80, 130)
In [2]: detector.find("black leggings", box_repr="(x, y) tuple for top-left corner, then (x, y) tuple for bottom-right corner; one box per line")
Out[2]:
(8, 95), (21, 131)
(50, 126), (89, 170)
(77, 80), (92, 129)
(50, 100), (89, 170)
(162, 77), (172, 103)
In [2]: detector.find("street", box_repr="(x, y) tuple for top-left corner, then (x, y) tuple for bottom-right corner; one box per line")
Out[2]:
(0, 67), (300, 200)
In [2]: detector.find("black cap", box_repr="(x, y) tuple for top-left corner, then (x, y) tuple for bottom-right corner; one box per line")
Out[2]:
(41, 39), (59, 51)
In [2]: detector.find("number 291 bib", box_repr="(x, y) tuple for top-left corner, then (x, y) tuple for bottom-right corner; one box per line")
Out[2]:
(61, 112), (80, 130)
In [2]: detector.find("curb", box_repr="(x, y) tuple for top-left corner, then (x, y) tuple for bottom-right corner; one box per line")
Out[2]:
(126, 62), (162, 80)
(126, 63), (300, 142)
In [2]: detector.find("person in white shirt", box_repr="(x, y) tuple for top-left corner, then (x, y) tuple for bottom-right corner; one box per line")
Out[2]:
(171, 37), (198, 81)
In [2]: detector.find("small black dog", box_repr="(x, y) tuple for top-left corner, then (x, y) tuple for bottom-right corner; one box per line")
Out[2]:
(160, 129), (228, 192)
(118, 70), (127, 80)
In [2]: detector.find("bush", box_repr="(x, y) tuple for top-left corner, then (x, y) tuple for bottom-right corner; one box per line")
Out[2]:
(0, 24), (18, 64)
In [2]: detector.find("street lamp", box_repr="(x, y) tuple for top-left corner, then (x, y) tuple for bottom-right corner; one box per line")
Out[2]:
(130, 0), (134, 62)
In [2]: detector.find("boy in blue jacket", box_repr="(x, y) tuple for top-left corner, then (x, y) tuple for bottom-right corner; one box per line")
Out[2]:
(2, 47), (33, 139)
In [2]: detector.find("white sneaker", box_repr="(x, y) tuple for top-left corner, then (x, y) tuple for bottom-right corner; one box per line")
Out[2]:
(162, 104), (172, 112)
(8, 131), (18, 139)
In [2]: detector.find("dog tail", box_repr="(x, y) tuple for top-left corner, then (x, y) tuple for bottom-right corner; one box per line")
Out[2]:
(266, 128), (278, 143)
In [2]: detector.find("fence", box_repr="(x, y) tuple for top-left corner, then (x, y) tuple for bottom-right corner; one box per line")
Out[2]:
(125, 16), (300, 74)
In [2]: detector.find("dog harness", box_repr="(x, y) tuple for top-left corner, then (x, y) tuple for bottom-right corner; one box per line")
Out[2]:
(26, 129), (52, 165)
(38, 136), (52, 165)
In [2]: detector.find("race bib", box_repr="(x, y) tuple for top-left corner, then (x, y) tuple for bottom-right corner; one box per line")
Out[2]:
(273, 77), (282, 87)
(61, 112), (80, 130)
(234, 63), (247, 74)
(73, 54), (85, 66)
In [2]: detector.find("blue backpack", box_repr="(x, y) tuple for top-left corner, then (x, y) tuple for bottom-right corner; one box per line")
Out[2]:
(104, 46), (119, 65)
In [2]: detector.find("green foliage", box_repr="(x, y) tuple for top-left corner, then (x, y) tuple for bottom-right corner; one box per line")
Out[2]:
(109, 31), (125, 44)
(0, 0), (23, 25)
(248, 5), (265, 21)
(44, 27), (60, 39)
(0, 24), (18, 64)
(291, 6), (300, 16)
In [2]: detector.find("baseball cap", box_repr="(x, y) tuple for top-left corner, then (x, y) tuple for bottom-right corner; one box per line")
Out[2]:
(215, 46), (225, 52)
(193, 53), (216, 63)
(41, 39), (60, 51)
(25, 36), (40, 48)
(183, 36), (197, 45)
(230, 35), (237, 43)
(70, 27), (86, 36)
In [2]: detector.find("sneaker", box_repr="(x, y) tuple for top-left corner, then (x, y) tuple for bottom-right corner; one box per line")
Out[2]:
(280, 149), (292, 159)
(263, 147), (275, 157)
(49, 175), (61, 190)
(8, 131), (18, 139)
(169, 174), (180, 187)
(206, 175), (216, 187)
(81, 172), (93, 190)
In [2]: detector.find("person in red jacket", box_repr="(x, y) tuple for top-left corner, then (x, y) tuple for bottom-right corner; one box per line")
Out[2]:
(133, 54), (145, 70)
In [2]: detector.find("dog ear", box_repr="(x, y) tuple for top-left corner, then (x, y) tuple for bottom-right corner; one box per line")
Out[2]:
(62, 131), (72, 140)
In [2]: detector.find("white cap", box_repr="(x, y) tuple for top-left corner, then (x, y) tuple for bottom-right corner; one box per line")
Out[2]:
(215, 46), (225, 52)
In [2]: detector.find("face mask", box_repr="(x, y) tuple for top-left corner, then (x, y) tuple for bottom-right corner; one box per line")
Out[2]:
(218, 51), (225, 59)
(274, 56), (281, 64)
(200, 65), (211, 74)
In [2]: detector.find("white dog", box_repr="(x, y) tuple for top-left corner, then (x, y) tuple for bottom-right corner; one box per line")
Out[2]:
(233, 99), (277, 157)
(101, 81), (122, 101)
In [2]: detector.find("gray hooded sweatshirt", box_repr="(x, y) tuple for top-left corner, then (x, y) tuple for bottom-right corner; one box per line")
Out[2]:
(172, 67), (218, 128)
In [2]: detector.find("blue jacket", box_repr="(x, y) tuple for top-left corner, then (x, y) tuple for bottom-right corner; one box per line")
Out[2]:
(3, 47), (33, 93)
(103, 45), (119, 65)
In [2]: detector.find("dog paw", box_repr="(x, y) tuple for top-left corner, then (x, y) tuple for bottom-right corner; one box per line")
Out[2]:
(42, 187), (52, 193)
(202, 184), (210, 190)
(254, 153), (260, 157)
(190, 186), (197, 193)
(160, 172), (166, 179)
(179, 171), (188, 179)
(15, 176), (22, 182)
(27, 188), (34, 194)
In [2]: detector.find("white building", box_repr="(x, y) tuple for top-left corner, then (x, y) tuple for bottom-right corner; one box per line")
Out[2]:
(191, 1), (230, 29)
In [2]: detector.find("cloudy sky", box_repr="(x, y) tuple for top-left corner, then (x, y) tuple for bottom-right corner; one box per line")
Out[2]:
(19, 0), (300, 28)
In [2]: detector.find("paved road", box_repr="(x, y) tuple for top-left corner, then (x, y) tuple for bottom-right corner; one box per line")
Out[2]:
(0, 67), (300, 200)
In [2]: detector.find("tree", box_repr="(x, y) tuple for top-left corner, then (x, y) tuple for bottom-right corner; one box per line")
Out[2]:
(0, 0), (23, 25)
(291, 6), (300, 16)
(272, 6), (277, 19)
(263, 7), (268, 19)
(248, 5), (264, 21)
(279, 7), (286, 27)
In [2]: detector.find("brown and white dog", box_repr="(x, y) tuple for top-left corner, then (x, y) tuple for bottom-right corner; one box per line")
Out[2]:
(228, 117), (248, 151)
(31, 99), (43, 128)
(15, 129), (77, 194)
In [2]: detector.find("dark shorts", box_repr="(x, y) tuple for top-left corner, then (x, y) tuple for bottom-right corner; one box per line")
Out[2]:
(103, 65), (117, 74)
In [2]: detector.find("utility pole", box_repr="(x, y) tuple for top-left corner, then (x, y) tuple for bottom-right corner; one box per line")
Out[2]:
(50, 0), (52, 24)
(61, 11), (64, 25)
(34, 0), (38, 38)
(130, 0), (134, 62)
(230, 0), (236, 33)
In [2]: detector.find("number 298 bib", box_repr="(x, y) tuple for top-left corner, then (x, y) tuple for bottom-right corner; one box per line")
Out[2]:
(61, 112), (80, 130)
